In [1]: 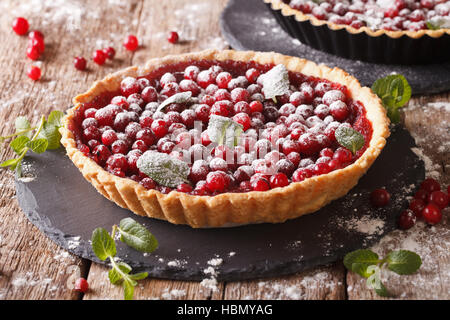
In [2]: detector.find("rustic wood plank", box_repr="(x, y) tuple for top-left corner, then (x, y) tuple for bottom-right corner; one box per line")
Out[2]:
(0, 0), (145, 300)
(347, 94), (450, 300)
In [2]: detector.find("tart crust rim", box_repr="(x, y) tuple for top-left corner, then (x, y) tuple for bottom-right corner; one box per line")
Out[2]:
(60, 49), (390, 228)
(264, 0), (450, 39)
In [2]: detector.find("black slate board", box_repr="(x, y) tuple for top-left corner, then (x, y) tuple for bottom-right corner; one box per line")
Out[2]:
(15, 127), (424, 281)
(219, 0), (450, 95)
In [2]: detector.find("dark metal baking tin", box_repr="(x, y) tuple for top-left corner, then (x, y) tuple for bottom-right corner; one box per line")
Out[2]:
(266, 3), (450, 65)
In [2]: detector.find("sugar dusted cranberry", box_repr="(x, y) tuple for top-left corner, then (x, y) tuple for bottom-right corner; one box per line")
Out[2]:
(74, 56), (87, 70)
(409, 199), (425, 218)
(239, 181), (252, 192)
(313, 162), (331, 175)
(214, 88), (232, 101)
(210, 101), (230, 117)
(184, 65), (200, 80)
(333, 147), (352, 164)
(106, 154), (128, 171)
(410, 9), (425, 22)
(140, 177), (156, 190)
(197, 70), (215, 89)
(195, 104), (211, 123)
(251, 177), (270, 191)
(124, 35), (139, 51)
(93, 145), (111, 165)
(111, 140), (128, 154)
(167, 31), (179, 44)
(398, 210), (416, 230)
(233, 113), (251, 131)
(422, 203), (442, 225)
(27, 65), (41, 81)
(150, 119), (168, 138)
(176, 183), (192, 193)
(231, 88), (249, 103)
(12, 17), (29, 35)
(136, 128), (156, 146)
(329, 101), (349, 121)
(270, 173), (289, 189)
(101, 129), (118, 146)
(74, 278), (89, 293)
(370, 188), (390, 207)
(92, 50), (107, 65)
(420, 178), (440, 193)
(131, 140), (147, 152)
(206, 171), (227, 192)
(103, 46), (116, 60)
(282, 140), (300, 155)
(245, 68), (260, 83)
(428, 190), (449, 209)
(216, 72), (232, 89)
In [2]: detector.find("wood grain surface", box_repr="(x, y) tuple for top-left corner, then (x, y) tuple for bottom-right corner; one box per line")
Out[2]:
(0, 0), (448, 300)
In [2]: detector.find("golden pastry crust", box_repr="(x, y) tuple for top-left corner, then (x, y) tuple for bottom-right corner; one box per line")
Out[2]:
(264, 0), (450, 39)
(60, 49), (390, 228)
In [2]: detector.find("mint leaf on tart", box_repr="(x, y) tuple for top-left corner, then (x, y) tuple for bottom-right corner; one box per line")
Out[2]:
(335, 126), (365, 155)
(156, 91), (193, 113)
(260, 64), (290, 102)
(372, 74), (412, 123)
(386, 250), (422, 275)
(207, 114), (243, 148)
(91, 220), (155, 300)
(344, 248), (422, 297)
(118, 217), (158, 253)
(137, 150), (190, 188)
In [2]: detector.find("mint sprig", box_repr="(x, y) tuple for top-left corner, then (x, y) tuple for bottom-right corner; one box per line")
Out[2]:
(91, 218), (158, 300)
(335, 126), (365, 155)
(371, 74), (411, 124)
(344, 249), (422, 297)
(0, 111), (64, 176)
(207, 114), (243, 148)
(261, 64), (290, 102)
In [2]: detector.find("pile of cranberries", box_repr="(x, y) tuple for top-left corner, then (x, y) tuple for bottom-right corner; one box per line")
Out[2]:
(284, 0), (450, 31)
(399, 178), (449, 229)
(69, 60), (372, 196)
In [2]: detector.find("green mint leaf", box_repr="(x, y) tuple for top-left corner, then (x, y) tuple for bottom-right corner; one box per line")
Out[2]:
(344, 249), (379, 277)
(426, 21), (440, 30)
(207, 115), (243, 148)
(123, 279), (135, 300)
(156, 92), (193, 113)
(108, 262), (132, 284)
(371, 74), (411, 124)
(137, 150), (190, 188)
(129, 272), (148, 281)
(38, 123), (61, 150)
(91, 227), (116, 261)
(374, 281), (390, 297)
(1, 158), (20, 169)
(47, 110), (65, 127)
(10, 136), (30, 155)
(15, 116), (32, 138)
(386, 250), (422, 275)
(26, 138), (48, 154)
(261, 64), (290, 100)
(118, 217), (158, 253)
(335, 126), (365, 155)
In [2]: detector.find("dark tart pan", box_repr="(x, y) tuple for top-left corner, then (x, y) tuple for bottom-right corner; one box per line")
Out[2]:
(264, 0), (450, 65)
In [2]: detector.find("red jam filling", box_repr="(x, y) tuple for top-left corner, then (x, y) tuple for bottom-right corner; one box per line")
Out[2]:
(68, 59), (373, 196)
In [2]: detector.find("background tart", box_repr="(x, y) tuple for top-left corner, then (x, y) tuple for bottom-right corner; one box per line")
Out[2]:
(60, 49), (389, 228)
(264, 0), (450, 64)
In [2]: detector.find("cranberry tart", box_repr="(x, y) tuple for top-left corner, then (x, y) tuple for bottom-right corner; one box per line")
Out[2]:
(60, 49), (389, 228)
(265, 0), (450, 64)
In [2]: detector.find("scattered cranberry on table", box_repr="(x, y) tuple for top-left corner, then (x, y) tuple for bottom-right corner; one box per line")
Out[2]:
(103, 46), (116, 60)
(12, 17), (29, 35)
(123, 35), (139, 51)
(27, 65), (41, 81)
(92, 49), (107, 65)
(167, 31), (179, 44)
(74, 56), (87, 71)
(74, 278), (89, 293)
(370, 188), (390, 207)
(422, 203), (442, 225)
(398, 209), (417, 230)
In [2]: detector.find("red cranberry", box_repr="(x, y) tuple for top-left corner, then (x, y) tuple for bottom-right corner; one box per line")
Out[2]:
(420, 178), (441, 193)
(251, 177), (270, 191)
(150, 119), (168, 138)
(29, 36), (45, 53)
(206, 171), (227, 192)
(216, 72), (232, 89)
(136, 128), (156, 146)
(184, 66), (200, 80)
(27, 65), (41, 81)
(210, 101), (230, 117)
(195, 104), (211, 123)
(428, 191), (449, 209)
(123, 35), (139, 51)
(409, 199), (425, 218)
(333, 147), (352, 164)
(270, 173), (289, 189)
(74, 56), (87, 71)
(101, 129), (118, 146)
(140, 177), (156, 190)
(233, 113), (251, 131)
(245, 68), (260, 83)
(106, 154), (128, 171)
(167, 31), (179, 44)
(26, 45), (40, 60)
(74, 278), (89, 293)
(12, 17), (29, 35)
(111, 140), (129, 154)
(422, 203), (442, 225)
(250, 101), (263, 114)
(370, 189), (390, 207)
(28, 30), (44, 40)
(103, 46), (116, 59)
(92, 50), (107, 65)
(414, 189), (429, 202)
(398, 210), (416, 230)
(177, 183), (193, 193)
(93, 145), (111, 164)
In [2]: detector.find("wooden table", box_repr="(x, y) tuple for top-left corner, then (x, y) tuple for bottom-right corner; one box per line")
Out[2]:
(0, 0), (448, 300)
